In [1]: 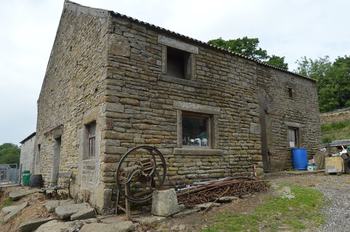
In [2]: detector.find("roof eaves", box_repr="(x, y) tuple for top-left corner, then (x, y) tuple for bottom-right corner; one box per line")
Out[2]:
(20, 132), (36, 144)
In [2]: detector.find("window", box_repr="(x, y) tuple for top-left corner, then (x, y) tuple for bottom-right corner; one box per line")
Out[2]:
(36, 144), (41, 165)
(182, 111), (211, 147)
(288, 127), (299, 148)
(288, 87), (293, 98)
(85, 122), (96, 158)
(166, 47), (191, 79)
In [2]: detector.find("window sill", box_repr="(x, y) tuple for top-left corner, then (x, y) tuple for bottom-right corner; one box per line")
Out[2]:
(160, 75), (199, 88)
(173, 147), (224, 156)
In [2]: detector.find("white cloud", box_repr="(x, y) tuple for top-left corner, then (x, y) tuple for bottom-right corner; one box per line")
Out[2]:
(0, 0), (350, 144)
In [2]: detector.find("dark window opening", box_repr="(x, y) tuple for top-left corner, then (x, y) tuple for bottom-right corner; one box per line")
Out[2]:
(288, 88), (293, 98)
(182, 112), (211, 147)
(167, 47), (190, 79)
(86, 121), (96, 159)
(36, 144), (41, 165)
(288, 127), (299, 148)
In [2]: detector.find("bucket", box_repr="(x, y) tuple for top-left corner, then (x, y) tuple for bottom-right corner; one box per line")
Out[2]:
(30, 174), (43, 188)
(291, 148), (308, 170)
(22, 170), (31, 186)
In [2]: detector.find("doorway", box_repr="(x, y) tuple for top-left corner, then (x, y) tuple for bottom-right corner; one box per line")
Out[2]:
(51, 137), (61, 186)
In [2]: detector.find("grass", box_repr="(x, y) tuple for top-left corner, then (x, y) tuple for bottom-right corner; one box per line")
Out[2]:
(203, 185), (325, 232)
(0, 197), (13, 210)
(321, 120), (350, 143)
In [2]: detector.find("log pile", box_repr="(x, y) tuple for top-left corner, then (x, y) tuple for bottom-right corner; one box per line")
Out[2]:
(177, 177), (269, 207)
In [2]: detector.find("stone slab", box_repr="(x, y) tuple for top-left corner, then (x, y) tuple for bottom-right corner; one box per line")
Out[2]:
(35, 220), (85, 232)
(2, 205), (19, 214)
(217, 196), (239, 203)
(3, 202), (28, 223)
(55, 203), (90, 220)
(172, 208), (200, 217)
(45, 199), (75, 213)
(70, 208), (96, 221)
(194, 202), (220, 210)
(79, 221), (135, 232)
(151, 189), (180, 217)
(9, 189), (39, 201)
(18, 217), (54, 232)
(132, 215), (166, 225)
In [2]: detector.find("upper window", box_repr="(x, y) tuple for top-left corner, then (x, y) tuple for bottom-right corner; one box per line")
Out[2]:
(288, 87), (293, 99)
(288, 127), (299, 148)
(182, 111), (211, 147)
(85, 121), (96, 159)
(166, 47), (191, 79)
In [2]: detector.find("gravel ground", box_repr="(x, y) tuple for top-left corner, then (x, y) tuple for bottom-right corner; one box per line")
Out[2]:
(270, 174), (350, 232)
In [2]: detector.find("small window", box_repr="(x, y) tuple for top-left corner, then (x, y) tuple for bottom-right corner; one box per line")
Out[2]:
(288, 88), (293, 98)
(288, 127), (299, 148)
(167, 47), (191, 79)
(85, 122), (96, 158)
(36, 144), (41, 165)
(182, 112), (211, 147)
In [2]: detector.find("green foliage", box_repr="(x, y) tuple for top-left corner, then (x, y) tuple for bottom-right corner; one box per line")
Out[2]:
(266, 55), (288, 70)
(203, 185), (325, 232)
(208, 37), (288, 70)
(0, 197), (13, 210)
(321, 120), (350, 144)
(0, 143), (20, 164)
(295, 56), (350, 112)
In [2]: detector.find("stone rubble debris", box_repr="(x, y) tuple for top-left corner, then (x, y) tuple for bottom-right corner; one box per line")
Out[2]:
(18, 217), (55, 232)
(9, 189), (39, 201)
(54, 202), (93, 220)
(2, 201), (28, 223)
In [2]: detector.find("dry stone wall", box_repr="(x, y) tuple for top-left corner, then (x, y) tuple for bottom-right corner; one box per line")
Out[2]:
(35, 2), (109, 211)
(320, 108), (350, 124)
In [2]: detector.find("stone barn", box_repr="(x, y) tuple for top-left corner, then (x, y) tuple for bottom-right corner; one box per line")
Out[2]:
(34, 1), (321, 213)
(20, 132), (36, 173)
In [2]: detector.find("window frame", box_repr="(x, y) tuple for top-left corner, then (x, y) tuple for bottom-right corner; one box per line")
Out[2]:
(178, 110), (215, 149)
(84, 121), (96, 159)
(288, 127), (299, 148)
(165, 46), (193, 80)
(181, 111), (212, 148)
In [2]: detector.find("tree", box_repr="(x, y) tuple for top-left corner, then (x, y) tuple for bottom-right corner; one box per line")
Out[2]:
(266, 55), (288, 70)
(208, 37), (288, 69)
(295, 56), (350, 112)
(0, 143), (20, 164)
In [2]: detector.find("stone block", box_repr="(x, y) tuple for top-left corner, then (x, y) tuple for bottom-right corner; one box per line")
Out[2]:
(79, 221), (135, 232)
(18, 217), (54, 232)
(55, 203), (91, 220)
(9, 189), (39, 201)
(70, 208), (96, 220)
(3, 202), (28, 223)
(151, 188), (180, 217)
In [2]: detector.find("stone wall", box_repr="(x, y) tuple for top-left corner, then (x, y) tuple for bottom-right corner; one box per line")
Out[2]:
(35, 2), (109, 211)
(36, 1), (321, 213)
(257, 66), (321, 171)
(320, 108), (350, 124)
(20, 134), (36, 173)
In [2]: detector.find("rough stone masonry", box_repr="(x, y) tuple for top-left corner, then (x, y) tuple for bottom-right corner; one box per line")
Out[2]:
(34, 1), (321, 213)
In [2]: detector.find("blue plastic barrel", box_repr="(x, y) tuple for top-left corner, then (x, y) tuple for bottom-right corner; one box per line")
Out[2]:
(291, 148), (308, 170)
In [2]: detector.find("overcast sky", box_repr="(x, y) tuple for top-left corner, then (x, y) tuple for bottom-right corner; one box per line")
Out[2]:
(1, 0), (350, 145)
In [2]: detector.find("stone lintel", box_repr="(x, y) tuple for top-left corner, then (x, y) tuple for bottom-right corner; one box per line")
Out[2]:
(158, 35), (198, 54)
(173, 101), (220, 115)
